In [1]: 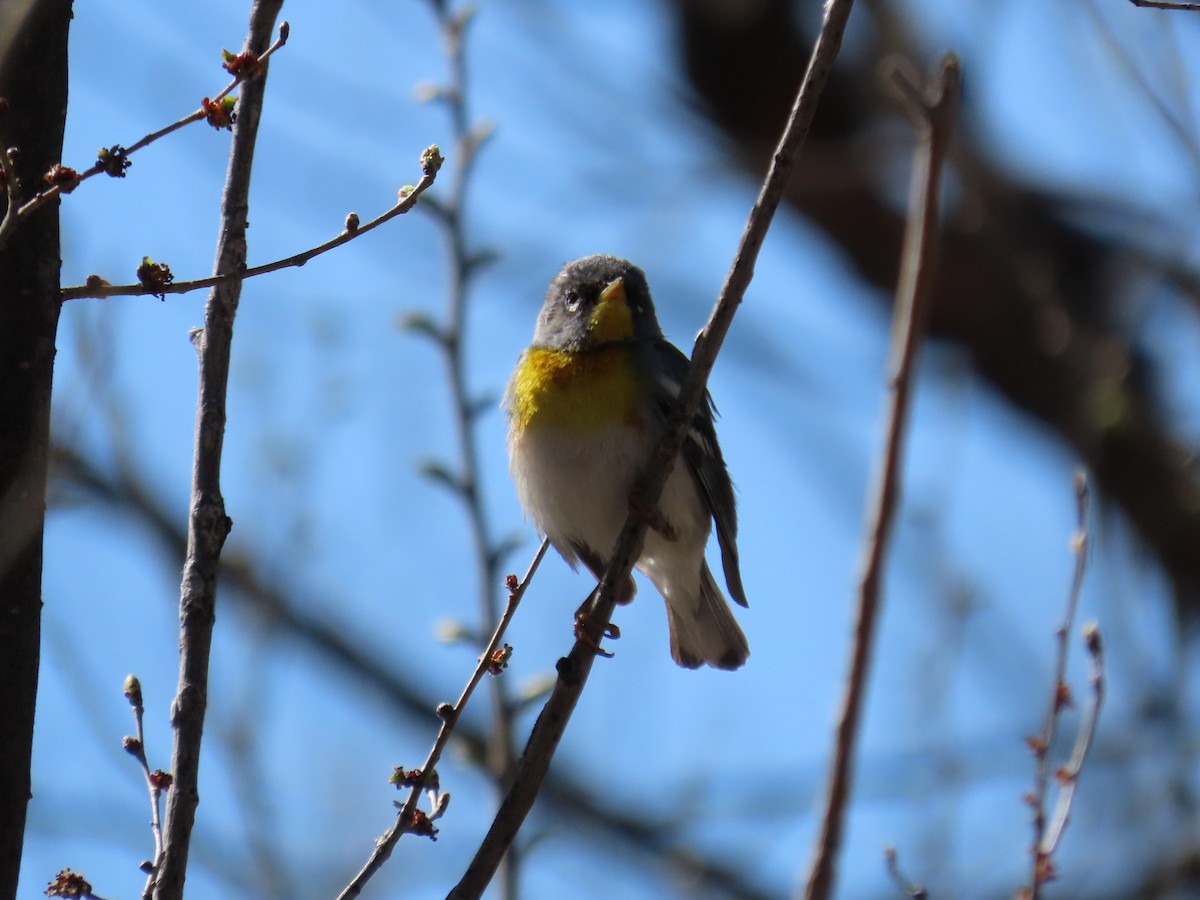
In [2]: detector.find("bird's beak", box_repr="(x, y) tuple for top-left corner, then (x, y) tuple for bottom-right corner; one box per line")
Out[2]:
(592, 276), (634, 342)
(598, 276), (627, 308)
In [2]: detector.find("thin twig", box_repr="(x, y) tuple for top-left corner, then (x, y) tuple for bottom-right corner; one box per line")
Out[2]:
(0, 23), (289, 251)
(120, 676), (167, 900)
(1040, 624), (1105, 858)
(335, 540), (548, 900)
(1025, 472), (1093, 898)
(60, 156), (439, 301)
(446, 2), (865, 896)
(151, 4), (283, 898)
(1129, 0), (1200, 10)
(804, 53), (960, 900)
(884, 845), (928, 899)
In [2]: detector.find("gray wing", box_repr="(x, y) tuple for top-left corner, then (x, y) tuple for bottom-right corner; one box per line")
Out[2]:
(643, 339), (747, 608)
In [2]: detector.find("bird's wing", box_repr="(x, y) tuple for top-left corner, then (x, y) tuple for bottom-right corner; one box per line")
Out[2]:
(642, 339), (747, 607)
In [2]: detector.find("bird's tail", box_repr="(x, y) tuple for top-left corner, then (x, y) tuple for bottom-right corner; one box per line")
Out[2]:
(666, 562), (749, 670)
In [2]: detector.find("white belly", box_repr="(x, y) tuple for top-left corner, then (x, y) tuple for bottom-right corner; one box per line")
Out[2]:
(509, 420), (711, 593)
(510, 422), (645, 567)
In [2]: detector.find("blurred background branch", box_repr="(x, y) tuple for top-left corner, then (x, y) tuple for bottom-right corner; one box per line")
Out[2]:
(401, 0), (526, 894)
(806, 52), (959, 900)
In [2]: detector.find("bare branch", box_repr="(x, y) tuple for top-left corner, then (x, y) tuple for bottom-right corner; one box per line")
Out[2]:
(151, 4), (283, 897)
(1025, 472), (1092, 898)
(804, 53), (961, 900)
(60, 151), (440, 301)
(0, 22), (290, 251)
(118, 676), (168, 900)
(1040, 624), (1106, 859)
(334, 541), (548, 900)
(1129, 0), (1200, 10)
(884, 846), (928, 900)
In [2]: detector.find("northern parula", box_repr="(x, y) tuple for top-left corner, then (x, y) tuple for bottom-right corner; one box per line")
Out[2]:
(505, 254), (749, 670)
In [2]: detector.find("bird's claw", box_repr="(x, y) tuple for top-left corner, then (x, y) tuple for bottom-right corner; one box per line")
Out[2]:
(574, 610), (620, 658)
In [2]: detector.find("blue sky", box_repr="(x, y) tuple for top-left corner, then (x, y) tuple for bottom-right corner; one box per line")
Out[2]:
(22, 1), (1200, 898)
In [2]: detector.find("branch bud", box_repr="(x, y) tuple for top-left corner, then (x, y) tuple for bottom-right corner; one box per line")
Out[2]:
(123, 674), (143, 707)
(420, 144), (444, 176)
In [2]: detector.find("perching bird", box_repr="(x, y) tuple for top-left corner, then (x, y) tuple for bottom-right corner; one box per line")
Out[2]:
(505, 254), (748, 669)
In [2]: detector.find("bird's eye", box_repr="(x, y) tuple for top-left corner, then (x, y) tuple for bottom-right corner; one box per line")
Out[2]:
(563, 290), (581, 312)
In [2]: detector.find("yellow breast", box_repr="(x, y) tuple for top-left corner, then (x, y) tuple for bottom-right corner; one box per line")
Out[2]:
(509, 345), (642, 434)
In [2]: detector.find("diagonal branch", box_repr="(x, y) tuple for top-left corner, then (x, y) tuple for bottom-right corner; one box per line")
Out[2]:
(334, 541), (547, 900)
(1039, 623), (1105, 860)
(0, 23), (289, 251)
(1129, 1), (1200, 10)
(1028, 474), (1091, 874)
(59, 155), (440, 301)
(803, 53), (961, 900)
(1025, 473), (1103, 897)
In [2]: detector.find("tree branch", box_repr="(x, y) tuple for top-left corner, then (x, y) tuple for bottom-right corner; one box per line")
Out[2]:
(151, 3), (283, 897)
(1040, 624), (1105, 861)
(59, 155), (440, 301)
(803, 53), (960, 900)
(884, 845), (928, 899)
(334, 541), (547, 900)
(1129, 0), (1200, 10)
(1025, 474), (1102, 897)
(118, 676), (168, 900)
(0, 23), (289, 251)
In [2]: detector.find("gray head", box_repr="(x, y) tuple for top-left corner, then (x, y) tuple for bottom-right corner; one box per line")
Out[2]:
(531, 254), (663, 351)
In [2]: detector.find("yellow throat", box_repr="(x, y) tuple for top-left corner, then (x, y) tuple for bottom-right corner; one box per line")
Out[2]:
(510, 345), (641, 434)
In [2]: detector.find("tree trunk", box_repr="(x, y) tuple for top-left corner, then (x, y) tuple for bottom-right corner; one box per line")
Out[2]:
(0, 1), (71, 895)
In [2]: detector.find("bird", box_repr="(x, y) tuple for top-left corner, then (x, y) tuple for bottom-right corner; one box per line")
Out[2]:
(504, 254), (749, 670)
